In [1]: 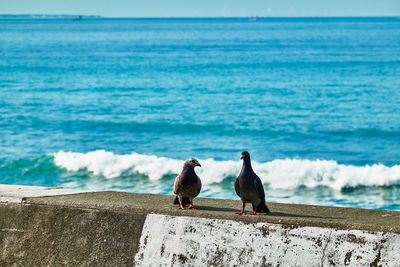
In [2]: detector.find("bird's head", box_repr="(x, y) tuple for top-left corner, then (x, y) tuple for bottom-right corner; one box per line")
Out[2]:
(185, 158), (201, 168)
(241, 151), (250, 160)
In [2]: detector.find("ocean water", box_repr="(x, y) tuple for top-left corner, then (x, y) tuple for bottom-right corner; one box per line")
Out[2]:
(1, 17), (399, 210)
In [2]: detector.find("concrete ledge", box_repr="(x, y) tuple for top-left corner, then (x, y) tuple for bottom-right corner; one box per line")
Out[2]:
(23, 191), (400, 233)
(1, 188), (400, 266)
(0, 184), (91, 203)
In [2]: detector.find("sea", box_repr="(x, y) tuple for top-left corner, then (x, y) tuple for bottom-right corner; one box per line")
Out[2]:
(1, 17), (399, 210)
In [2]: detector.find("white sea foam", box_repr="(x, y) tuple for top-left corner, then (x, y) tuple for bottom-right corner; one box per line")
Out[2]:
(53, 150), (400, 190)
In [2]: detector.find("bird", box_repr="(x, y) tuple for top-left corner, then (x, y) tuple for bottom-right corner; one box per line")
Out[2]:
(234, 151), (270, 215)
(173, 158), (202, 210)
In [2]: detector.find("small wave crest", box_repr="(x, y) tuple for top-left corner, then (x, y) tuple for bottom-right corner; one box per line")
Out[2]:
(53, 150), (400, 190)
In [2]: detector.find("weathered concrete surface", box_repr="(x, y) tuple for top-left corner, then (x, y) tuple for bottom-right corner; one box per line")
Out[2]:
(0, 202), (146, 266)
(0, 184), (91, 203)
(135, 214), (400, 267)
(1, 189), (400, 266)
(24, 191), (400, 234)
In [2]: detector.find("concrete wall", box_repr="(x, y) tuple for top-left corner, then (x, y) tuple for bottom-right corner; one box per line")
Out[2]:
(136, 214), (400, 266)
(1, 187), (399, 266)
(1, 203), (145, 266)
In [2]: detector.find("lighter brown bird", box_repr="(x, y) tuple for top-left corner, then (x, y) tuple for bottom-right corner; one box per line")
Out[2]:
(173, 158), (202, 209)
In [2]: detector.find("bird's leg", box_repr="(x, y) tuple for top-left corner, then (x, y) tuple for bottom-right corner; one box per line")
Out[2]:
(250, 207), (258, 215)
(189, 198), (195, 209)
(178, 196), (184, 210)
(236, 202), (246, 215)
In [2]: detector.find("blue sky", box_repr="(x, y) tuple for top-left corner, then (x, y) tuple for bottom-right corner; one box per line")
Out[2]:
(1, 0), (399, 17)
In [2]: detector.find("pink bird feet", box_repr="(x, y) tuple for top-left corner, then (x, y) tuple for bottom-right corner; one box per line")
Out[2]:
(236, 210), (258, 215)
(178, 204), (195, 210)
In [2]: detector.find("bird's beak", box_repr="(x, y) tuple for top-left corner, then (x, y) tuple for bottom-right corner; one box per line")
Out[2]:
(197, 163), (202, 167)
(240, 155), (244, 160)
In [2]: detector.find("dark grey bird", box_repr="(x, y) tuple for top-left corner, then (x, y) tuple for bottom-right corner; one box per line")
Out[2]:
(235, 151), (270, 215)
(173, 158), (202, 209)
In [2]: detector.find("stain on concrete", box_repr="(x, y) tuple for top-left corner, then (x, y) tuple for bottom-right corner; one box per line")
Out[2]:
(347, 233), (366, 245)
(344, 251), (352, 265)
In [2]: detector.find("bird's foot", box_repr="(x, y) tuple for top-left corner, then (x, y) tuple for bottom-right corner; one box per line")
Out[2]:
(189, 204), (195, 209)
(250, 211), (258, 215)
(236, 211), (246, 215)
(178, 205), (185, 210)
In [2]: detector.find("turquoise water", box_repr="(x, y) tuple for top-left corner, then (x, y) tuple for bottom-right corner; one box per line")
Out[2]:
(1, 17), (399, 210)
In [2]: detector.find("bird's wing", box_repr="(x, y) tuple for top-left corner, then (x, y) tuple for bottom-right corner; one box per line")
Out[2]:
(254, 175), (265, 200)
(234, 177), (240, 197)
(173, 176), (180, 194)
(194, 176), (202, 197)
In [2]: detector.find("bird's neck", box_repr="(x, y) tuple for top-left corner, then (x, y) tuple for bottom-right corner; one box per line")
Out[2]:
(181, 165), (196, 180)
(240, 158), (254, 178)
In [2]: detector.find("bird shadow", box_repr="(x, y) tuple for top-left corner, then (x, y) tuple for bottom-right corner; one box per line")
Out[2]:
(195, 205), (239, 213)
(194, 206), (341, 220)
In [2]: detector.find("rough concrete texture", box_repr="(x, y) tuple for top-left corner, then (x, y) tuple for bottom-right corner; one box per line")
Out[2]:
(0, 184), (91, 203)
(135, 214), (400, 267)
(0, 203), (145, 266)
(0, 190), (399, 266)
(24, 191), (400, 233)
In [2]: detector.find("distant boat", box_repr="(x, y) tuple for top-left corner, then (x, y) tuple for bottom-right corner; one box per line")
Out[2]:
(249, 16), (258, 21)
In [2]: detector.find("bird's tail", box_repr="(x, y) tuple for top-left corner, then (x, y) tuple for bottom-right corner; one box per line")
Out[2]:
(173, 196), (190, 206)
(257, 201), (270, 213)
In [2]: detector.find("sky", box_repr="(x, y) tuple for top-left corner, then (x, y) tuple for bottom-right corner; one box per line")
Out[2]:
(1, 0), (400, 17)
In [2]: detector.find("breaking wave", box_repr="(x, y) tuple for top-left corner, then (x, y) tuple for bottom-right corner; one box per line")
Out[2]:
(53, 150), (400, 191)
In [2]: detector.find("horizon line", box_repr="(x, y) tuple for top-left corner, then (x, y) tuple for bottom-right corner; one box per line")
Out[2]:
(1, 14), (399, 19)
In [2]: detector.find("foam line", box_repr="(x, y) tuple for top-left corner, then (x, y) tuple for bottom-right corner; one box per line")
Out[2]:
(53, 150), (400, 190)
